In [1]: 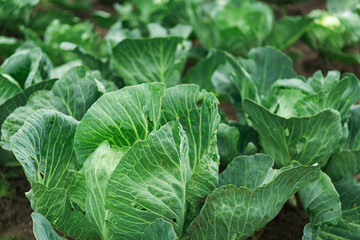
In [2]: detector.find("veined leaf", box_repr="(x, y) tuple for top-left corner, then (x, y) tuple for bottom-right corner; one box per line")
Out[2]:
(324, 150), (360, 181)
(1, 47), (51, 88)
(11, 109), (98, 239)
(1, 66), (101, 151)
(219, 154), (274, 190)
(0, 78), (56, 165)
(212, 52), (258, 114)
(336, 176), (360, 224)
(335, 176), (360, 212)
(0, 79), (56, 128)
(296, 73), (360, 121)
(141, 219), (177, 240)
(243, 99), (342, 167)
(307, 70), (340, 93)
(217, 123), (241, 165)
(111, 37), (191, 86)
(1, 91), (55, 151)
(82, 141), (129, 239)
(32, 212), (65, 240)
(303, 221), (360, 240)
(188, 158), (320, 240)
(347, 105), (360, 151)
(324, 105), (360, 181)
(10, 109), (78, 188)
(271, 89), (306, 118)
(75, 83), (220, 206)
(74, 82), (165, 165)
(106, 121), (191, 239)
(0, 73), (21, 105)
(299, 171), (341, 226)
(161, 84), (220, 171)
(242, 47), (296, 100)
(28, 183), (99, 240)
(183, 50), (227, 93)
(161, 85), (220, 205)
(50, 65), (101, 120)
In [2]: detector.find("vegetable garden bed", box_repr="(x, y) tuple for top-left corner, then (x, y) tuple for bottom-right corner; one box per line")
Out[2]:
(1, 0), (360, 239)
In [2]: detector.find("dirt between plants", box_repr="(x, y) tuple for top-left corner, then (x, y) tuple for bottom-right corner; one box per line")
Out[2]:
(0, 170), (34, 240)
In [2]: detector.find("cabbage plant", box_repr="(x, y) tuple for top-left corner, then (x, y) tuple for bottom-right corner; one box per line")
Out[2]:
(9, 82), (322, 239)
(188, 46), (360, 238)
(304, 0), (360, 63)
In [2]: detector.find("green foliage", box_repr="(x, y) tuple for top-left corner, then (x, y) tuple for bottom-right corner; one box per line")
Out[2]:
(1, 0), (360, 239)
(304, 0), (360, 63)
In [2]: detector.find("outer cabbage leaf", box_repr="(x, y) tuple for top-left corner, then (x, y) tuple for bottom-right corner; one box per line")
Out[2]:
(74, 83), (165, 164)
(188, 154), (320, 240)
(295, 73), (360, 121)
(0, 74), (21, 105)
(299, 171), (341, 226)
(219, 154), (274, 190)
(160, 85), (220, 205)
(335, 176), (360, 223)
(75, 83), (220, 206)
(266, 16), (313, 50)
(1, 66), (101, 151)
(10, 109), (99, 239)
(183, 50), (226, 93)
(81, 141), (129, 239)
(324, 105), (360, 181)
(243, 99), (342, 167)
(324, 150), (360, 181)
(303, 221), (360, 240)
(111, 37), (191, 86)
(211, 52), (258, 116)
(0, 78), (56, 166)
(1, 47), (51, 88)
(32, 213), (65, 240)
(0, 78), (56, 130)
(105, 121), (191, 239)
(242, 47), (296, 100)
(141, 219), (177, 240)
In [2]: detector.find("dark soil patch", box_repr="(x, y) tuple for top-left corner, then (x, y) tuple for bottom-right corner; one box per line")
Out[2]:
(220, 102), (238, 121)
(260, 201), (309, 240)
(0, 168), (34, 240)
(291, 40), (360, 79)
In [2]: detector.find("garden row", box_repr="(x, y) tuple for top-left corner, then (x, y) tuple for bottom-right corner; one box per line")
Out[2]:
(0, 0), (360, 239)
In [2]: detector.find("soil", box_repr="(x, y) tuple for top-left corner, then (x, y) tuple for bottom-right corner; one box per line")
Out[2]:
(260, 200), (310, 240)
(0, 169), (34, 240)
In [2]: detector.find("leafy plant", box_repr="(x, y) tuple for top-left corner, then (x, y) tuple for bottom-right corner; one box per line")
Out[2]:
(304, 0), (360, 63)
(1, 0), (360, 239)
(9, 82), (321, 239)
(0, 0), (39, 32)
(190, 46), (360, 238)
(0, 46), (55, 165)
